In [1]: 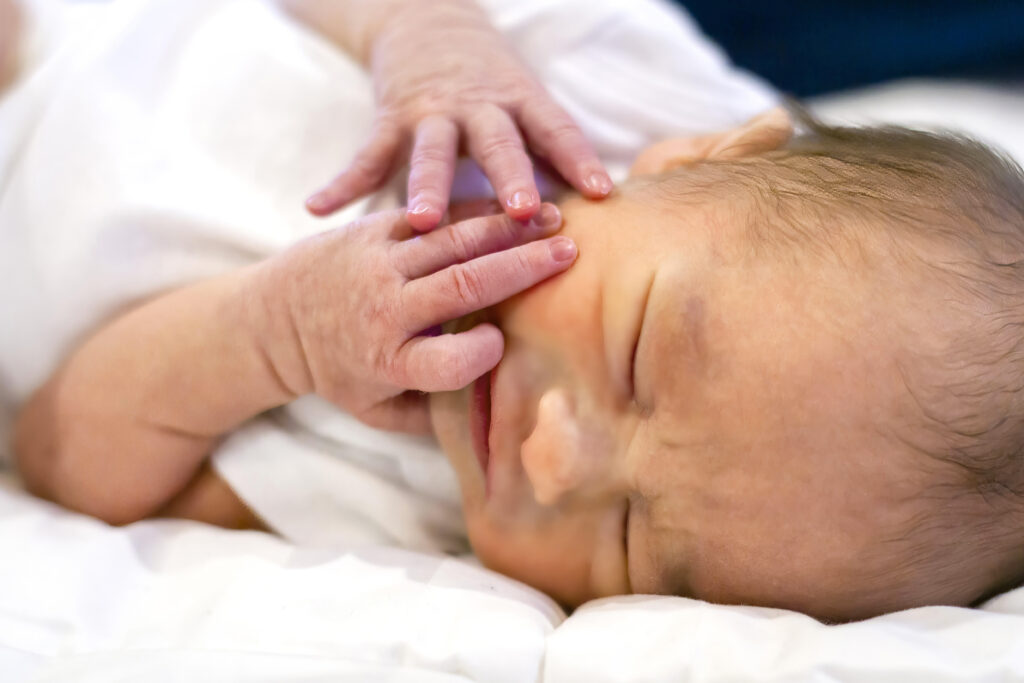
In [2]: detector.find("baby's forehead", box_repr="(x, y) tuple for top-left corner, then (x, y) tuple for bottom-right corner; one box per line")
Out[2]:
(634, 155), (908, 268)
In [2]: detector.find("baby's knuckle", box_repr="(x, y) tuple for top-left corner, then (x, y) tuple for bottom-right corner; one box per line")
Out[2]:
(353, 152), (389, 181)
(442, 345), (474, 388)
(417, 112), (448, 128)
(395, 286), (418, 328)
(405, 95), (448, 119)
(376, 344), (407, 386)
(375, 112), (404, 137)
(411, 144), (450, 169)
(510, 247), (535, 277)
(476, 136), (520, 163)
(495, 215), (521, 243)
(416, 113), (456, 140)
(453, 82), (502, 107)
(542, 119), (581, 146)
(445, 225), (477, 263)
(388, 359), (411, 388)
(449, 264), (486, 307)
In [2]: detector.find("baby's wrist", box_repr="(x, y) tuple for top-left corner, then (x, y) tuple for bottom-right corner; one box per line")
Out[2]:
(239, 260), (314, 402)
(370, 0), (492, 61)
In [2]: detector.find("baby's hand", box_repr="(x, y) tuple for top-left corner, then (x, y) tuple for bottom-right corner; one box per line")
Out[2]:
(253, 204), (575, 433)
(304, 0), (612, 231)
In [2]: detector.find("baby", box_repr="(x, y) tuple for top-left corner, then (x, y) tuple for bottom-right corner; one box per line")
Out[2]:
(434, 111), (1024, 622)
(15, 104), (1024, 623)
(7, 0), (1024, 624)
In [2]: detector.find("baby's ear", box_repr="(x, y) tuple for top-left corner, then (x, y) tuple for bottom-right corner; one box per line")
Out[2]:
(629, 107), (793, 176)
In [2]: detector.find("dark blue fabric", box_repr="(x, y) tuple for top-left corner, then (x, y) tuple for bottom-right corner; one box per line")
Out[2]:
(674, 1), (1024, 95)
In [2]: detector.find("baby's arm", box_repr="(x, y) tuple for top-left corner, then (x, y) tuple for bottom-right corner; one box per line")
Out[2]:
(14, 266), (294, 524)
(14, 207), (572, 526)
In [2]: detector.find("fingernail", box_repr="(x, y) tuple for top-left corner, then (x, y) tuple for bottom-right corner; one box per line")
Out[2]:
(535, 204), (562, 233)
(306, 193), (329, 211)
(409, 202), (431, 216)
(508, 190), (533, 212)
(584, 172), (613, 196)
(549, 236), (577, 262)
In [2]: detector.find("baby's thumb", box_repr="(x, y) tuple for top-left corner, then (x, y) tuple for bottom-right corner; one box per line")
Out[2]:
(394, 324), (504, 393)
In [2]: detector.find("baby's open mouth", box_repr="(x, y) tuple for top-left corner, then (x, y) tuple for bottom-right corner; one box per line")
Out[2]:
(470, 369), (493, 489)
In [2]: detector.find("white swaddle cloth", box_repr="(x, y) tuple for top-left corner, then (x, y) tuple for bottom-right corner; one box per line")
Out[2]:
(0, 0), (775, 551)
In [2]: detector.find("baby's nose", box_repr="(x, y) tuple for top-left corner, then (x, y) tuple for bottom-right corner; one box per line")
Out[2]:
(521, 388), (613, 505)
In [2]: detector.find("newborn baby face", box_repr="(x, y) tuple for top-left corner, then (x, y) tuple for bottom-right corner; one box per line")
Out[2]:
(431, 173), (932, 620)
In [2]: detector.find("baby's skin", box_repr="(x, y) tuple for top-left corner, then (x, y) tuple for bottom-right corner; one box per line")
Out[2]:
(13, 0), (612, 522)
(430, 111), (921, 620)
(28, 110), (922, 625)
(19, 0), (929, 624)
(14, 205), (577, 522)
(11, 111), (786, 524)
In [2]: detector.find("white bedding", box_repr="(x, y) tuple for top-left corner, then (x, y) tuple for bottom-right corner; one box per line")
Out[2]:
(7, 424), (1024, 683)
(3, 0), (1024, 680)
(0, 473), (562, 683)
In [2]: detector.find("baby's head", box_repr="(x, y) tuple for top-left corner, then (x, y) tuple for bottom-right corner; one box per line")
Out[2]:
(430, 108), (1024, 622)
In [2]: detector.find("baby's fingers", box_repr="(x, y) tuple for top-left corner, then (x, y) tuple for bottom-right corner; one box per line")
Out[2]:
(465, 105), (540, 222)
(393, 323), (504, 392)
(401, 235), (577, 333)
(306, 120), (403, 216)
(406, 116), (458, 232)
(393, 203), (562, 279)
(519, 96), (612, 199)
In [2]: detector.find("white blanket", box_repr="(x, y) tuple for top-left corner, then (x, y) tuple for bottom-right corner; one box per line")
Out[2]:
(0, 473), (563, 683)
(3, 0), (1024, 680)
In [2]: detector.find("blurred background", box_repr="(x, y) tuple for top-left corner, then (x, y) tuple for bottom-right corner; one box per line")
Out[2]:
(676, 0), (1024, 96)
